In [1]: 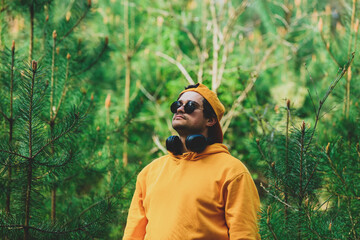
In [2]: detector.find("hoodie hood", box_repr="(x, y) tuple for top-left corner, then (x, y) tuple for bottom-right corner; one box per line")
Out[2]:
(168, 143), (229, 161)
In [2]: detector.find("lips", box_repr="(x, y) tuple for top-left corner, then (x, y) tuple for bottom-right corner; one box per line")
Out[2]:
(174, 114), (185, 120)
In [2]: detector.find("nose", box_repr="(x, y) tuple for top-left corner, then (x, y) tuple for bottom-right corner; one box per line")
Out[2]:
(176, 104), (185, 113)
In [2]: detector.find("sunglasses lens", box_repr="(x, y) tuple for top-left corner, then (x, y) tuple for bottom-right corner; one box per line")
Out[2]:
(184, 101), (196, 114)
(171, 101), (181, 113)
(171, 101), (199, 114)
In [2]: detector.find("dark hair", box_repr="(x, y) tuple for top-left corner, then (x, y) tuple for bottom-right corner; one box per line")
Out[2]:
(184, 84), (217, 120)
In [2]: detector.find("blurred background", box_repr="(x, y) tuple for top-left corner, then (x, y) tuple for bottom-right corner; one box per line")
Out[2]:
(0, 0), (359, 239)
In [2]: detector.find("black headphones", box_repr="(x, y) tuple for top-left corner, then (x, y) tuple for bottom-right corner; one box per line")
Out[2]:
(166, 134), (213, 155)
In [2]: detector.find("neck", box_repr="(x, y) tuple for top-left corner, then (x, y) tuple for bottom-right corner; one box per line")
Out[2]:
(178, 131), (208, 154)
(179, 136), (187, 153)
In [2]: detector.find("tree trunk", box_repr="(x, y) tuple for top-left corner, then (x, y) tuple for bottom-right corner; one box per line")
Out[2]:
(123, 0), (131, 166)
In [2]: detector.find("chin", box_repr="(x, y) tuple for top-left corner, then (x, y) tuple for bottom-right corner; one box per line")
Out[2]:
(172, 123), (183, 130)
(172, 119), (186, 127)
(172, 123), (188, 132)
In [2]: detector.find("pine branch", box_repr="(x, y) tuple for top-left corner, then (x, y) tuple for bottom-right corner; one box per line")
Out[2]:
(284, 99), (291, 224)
(73, 37), (109, 76)
(314, 195), (333, 212)
(256, 136), (296, 199)
(307, 89), (318, 116)
(305, 53), (354, 154)
(0, 149), (30, 160)
(35, 150), (74, 168)
(0, 220), (99, 236)
(6, 40), (16, 216)
(53, 53), (71, 121)
(319, 26), (340, 68)
(305, 211), (323, 239)
(33, 169), (53, 180)
(0, 108), (9, 121)
(9, 40), (15, 126)
(50, 30), (57, 121)
(24, 60), (38, 240)
(266, 205), (279, 240)
(32, 112), (83, 160)
(222, 0), (249, 44)
(221, 44), (277, 134)
(155, 51), (195, 85)
(138, 82), (156, 102)
(216, 1), (248, 88)
(134, 33), (144, 53)
(302, 157), (320, 194)
(210, 0), (220, 91)
(64, 165), (140, 228)
(346, 198), (358, 239)
(353, 20), (359, 54)
(179, 26), (201, 62)
(41, 11), (49, 53)
(28, 3), (34, 63)
(256, 139), (268, 162)
(299, 121), (306, 202)
(152, 135), (167, 154)
(347, 0), (357, 57)
(260, 183), (298, 211)
(326, 146), (349, 191)
(58, 0), (91, 45)
(305, 63), (320, 110)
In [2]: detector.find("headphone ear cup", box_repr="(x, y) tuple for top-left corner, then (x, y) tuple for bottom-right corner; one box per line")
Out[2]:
(166, 136), (182, 155)
(185, 134), (207, 153)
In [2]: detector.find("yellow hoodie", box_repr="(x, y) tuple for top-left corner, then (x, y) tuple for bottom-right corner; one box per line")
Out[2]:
(123, 143), (260, 240)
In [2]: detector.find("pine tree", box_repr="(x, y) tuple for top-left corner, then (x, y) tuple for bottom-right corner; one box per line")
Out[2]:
(0, 40), (17, 219)
(0, 0), (114, 239)
(257, 54), (355, 239)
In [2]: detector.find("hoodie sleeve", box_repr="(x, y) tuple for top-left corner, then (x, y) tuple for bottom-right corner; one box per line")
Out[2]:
(224, 172), (260, 240)
(123, 176), (148, 240)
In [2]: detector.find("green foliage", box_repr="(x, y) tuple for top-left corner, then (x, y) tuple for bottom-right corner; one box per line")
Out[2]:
(1, 0), (360, 239)
(0, 60), (107, 239)
(256, 49), (358, 238)
(0, 0), (118, 239)
(257, 120), (325, 238)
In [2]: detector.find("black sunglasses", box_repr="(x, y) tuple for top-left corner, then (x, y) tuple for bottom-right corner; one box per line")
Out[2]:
(171, 101), (201, 114)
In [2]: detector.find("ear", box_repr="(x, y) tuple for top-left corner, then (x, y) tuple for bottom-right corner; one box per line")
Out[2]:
(206, 117), (217, 127)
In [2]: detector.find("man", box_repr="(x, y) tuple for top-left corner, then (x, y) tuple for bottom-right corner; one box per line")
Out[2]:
(123, 83), (260, 240)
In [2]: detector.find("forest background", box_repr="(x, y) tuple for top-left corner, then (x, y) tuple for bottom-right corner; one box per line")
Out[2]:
(0, 0), (359, 239)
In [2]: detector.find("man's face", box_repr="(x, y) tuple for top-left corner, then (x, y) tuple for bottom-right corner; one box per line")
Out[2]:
(172, 91), (210, 136)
